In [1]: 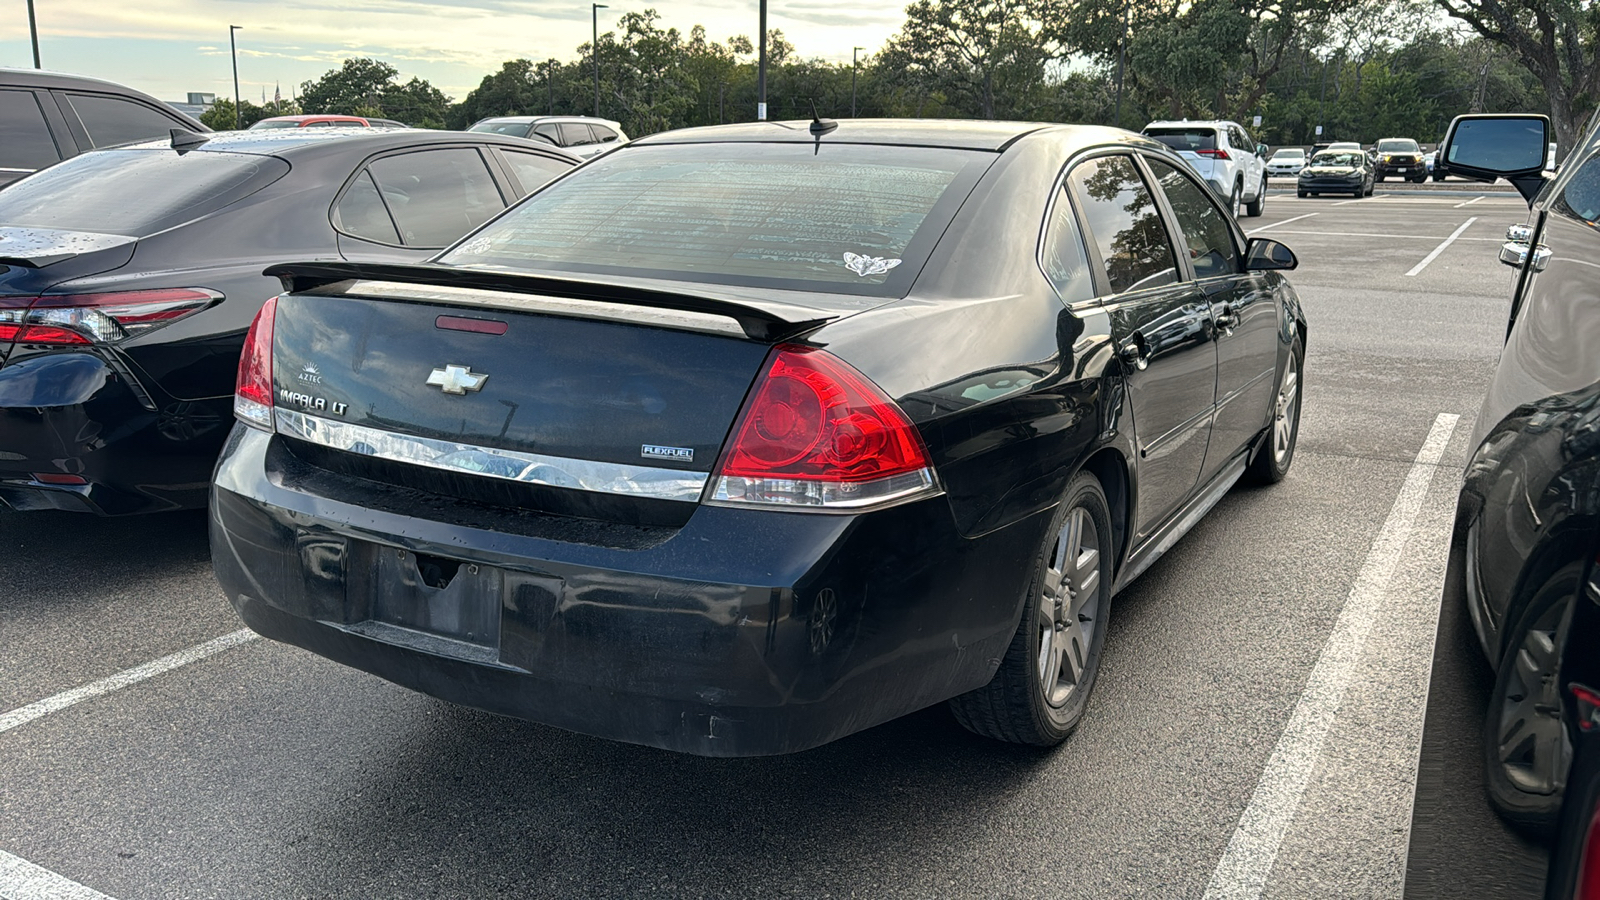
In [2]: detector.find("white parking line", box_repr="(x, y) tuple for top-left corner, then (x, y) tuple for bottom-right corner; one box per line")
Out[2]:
(0, 849), (119, 899)
(1331, 196), (1382, 206)
(1405, 218), (1479, 276)
(1246, 213), (1318, 234)
(1455, 196), (1485, 208)
(1201, 412), (1460, 900)
(0, 630), (258, 735)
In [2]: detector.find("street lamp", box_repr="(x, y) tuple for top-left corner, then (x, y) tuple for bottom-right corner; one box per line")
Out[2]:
(757, 0), (767, 120)
(229, 25), (243, 130)
(25, 0), (39, 68)
(592, 3), (608, 119)
(546, 59), (556, 115)
(851, 46), (863, 118)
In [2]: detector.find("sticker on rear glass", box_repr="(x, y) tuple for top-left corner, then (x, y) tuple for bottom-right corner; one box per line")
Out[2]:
(843, 252), (902, 277)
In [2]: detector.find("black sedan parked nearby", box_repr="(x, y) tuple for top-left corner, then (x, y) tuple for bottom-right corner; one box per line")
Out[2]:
(1297, 148), (1375, 198)
(1407, 113), (1600, 897)
(211, 119), (1307, 757)
(0, 128), (577, 514)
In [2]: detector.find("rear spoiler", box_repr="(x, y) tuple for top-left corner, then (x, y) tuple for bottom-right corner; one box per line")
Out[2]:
(263, 261), (837, 342)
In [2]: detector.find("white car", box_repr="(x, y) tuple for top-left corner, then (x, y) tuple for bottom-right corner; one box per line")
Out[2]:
(1266, 148), (1306, 177)
(1142, 120), (1269, 216)
(466, 115), (627, 160)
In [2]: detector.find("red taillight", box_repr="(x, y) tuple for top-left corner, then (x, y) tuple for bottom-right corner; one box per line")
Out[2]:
(1579, 800), (1600, 900)
(0, 288), (219, 345)
(234, 297), (277, 430)
(1197, 148), (1232, 160)
(711, 344), (935, 510)
(32, 472), (86, 485)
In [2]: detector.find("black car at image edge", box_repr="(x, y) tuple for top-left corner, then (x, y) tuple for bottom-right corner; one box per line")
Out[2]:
(0, 128), (577, 515)
(210, 119), (1307, 757)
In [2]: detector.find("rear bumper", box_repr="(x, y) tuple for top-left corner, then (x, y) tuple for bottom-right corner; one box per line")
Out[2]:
(0, 351), (231, 514)
(210, 425), (1045, 756)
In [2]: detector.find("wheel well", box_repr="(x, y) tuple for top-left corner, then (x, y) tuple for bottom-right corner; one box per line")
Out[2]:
(1082, 449), (1130, 577)
(1500, 527), (1592, 660)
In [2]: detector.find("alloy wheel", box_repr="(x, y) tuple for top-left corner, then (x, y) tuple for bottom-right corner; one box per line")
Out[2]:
(1273, 353), (1299, 465)
(1496, 598), (1574, 794)
(1037, 506), (1102, 708)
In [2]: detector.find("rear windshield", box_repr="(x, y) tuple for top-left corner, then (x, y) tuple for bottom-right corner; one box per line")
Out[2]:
(468, 121), (533, 136)
(248, 120), (303, 130)
(1310, 151), (1364, 167)
(1143, 128), (1218, 153)
(1377, 139), (1419, 153)
(438, 142), (993, 297)
(0, 149), (290, 237)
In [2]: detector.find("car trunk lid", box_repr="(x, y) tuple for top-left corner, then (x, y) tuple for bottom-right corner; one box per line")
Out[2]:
(0, 227), (138, 365)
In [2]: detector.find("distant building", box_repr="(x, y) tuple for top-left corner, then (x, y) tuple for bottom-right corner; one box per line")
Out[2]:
(168, 91), (215, 120)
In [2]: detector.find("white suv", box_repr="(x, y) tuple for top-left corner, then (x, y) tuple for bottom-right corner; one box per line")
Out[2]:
(1142, 120), (1269, 217)
(466, 116), (627, 160)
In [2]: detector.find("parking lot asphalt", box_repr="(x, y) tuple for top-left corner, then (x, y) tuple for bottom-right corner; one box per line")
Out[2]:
(0, 190), (1536, 898)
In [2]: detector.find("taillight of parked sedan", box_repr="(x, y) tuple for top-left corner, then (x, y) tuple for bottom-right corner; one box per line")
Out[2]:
(0, 288), (220, 345)
(710, 344), (937, 511)
(233, 296), (277, 430)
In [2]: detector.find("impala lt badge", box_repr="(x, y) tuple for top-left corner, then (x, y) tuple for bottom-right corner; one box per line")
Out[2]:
(426, 364), (488, 395)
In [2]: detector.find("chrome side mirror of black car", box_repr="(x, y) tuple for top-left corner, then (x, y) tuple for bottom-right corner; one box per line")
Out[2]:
(1244, 238), (1297, 271)
(1436, 113), (1552, 203)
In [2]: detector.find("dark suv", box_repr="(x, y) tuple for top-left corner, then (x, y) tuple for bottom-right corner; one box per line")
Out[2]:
(1373, 137), (1426, 182)
(0, 67), (208, 189)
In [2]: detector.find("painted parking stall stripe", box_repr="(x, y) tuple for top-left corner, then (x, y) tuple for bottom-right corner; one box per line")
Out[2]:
(1455, 195), (1485, 208)
(1246, 213), (1318, 234)
(0, 630), (258, 735)
(0, 849), (119, 900)
(1201, 412), (1460, 900)
(1406, 218), (1478, 276)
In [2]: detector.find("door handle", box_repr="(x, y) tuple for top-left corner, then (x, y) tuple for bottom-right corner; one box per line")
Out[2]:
(1500, 241), (1552, 272)
(1214, 308), (1240, 336)
(1119, 334), (1149, 371)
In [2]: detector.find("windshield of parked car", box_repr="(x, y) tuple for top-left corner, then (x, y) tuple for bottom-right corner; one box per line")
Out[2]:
(1378, 140), (1420, 153)
(468, 121), (533, 136)
(438, 141), (993, 297)
(1310, 151), (1364, 168)
(1142, 128), (1218, 153)
(1272, 149), (1305, 159)
(0, 148), (290, 237)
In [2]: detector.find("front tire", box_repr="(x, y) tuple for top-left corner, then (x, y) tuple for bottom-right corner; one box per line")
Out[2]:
(1245, 335), (1302, 485)
(950, 472), (1114, 746)
(1484, 564), (1579, 838)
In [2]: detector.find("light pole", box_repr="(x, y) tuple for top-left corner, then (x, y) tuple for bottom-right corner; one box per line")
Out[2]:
(547, 59), (556, 115)
(25, 0), (39, 68)
(1112, 0), (1127, 128)
(851, 46), (863, 118)
(229, 25), (242, 129)
(757, 0), (767, 120)
(592, 4), (607, 118)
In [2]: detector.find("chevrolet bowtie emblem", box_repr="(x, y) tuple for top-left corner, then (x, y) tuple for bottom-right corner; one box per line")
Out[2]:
(425, 364), (488, 395)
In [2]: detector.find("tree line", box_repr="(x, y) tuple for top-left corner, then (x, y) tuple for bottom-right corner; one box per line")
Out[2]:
(202, 0), (1592, 151)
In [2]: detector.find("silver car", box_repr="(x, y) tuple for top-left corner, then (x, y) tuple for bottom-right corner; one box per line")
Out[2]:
(467, 115), (627, 160)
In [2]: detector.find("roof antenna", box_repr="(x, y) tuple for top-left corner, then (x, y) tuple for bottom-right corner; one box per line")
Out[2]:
(808, 99), (837, 138)
(169, 128), (210, 154)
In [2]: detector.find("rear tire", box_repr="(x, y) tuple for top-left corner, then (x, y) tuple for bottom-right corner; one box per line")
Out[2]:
(1245, 335), (1302, 485)
(1484, 564), (1579, 839)
(950, 472), (1114, 747)
(1229, 182), (1243, 218)
(1244, 176), (1266, 217)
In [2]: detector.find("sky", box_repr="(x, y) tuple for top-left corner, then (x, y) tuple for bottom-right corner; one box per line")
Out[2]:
(0, 0), (905, 105)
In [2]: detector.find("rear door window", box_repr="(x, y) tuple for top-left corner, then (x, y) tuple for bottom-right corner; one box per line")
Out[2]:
(367, 148), (506, 247)
(559, 123), (593, 147)
(533, 124), (562, 145)
(498, 151), (571, 194)
(63, 93), (183, 148)
(334, 170), (402, 244)
(0, 90), (60, 170)
(591, 125), (620, 143)
(1067, 155), (1179, 294)
(1147, 159), (1239, 280)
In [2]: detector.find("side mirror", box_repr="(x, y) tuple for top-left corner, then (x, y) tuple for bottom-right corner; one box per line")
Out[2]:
(1245, 238), (1297, 271)
(1437, 113), (1551, 203)
(1257, 143), (1268, 157)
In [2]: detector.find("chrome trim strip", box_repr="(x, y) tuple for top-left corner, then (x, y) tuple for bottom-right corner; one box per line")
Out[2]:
(275, 408), (709, 502)
(1215, 366), (1275, 412)
(0, 167), (35, 175)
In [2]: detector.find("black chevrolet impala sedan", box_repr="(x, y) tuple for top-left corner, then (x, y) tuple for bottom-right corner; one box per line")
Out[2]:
(210, 120), (1307, 756)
